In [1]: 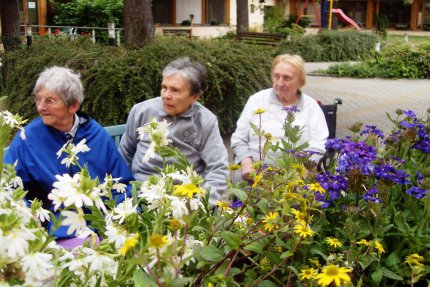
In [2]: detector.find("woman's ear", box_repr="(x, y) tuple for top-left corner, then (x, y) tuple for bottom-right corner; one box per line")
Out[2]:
(68, 101), (81, 114)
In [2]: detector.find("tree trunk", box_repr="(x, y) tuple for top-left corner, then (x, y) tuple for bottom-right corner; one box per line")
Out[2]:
(236, 0), (249, 33)
(0, 0), (21, 52)
(124, 0), (154, 47)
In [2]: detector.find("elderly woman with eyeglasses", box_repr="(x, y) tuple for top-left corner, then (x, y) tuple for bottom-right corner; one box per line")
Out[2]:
(4, 66), (134, 241)
(120, 57), (229, 204)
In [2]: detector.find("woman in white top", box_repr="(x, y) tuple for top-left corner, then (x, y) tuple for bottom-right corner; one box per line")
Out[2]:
(231, 54), (329, 181)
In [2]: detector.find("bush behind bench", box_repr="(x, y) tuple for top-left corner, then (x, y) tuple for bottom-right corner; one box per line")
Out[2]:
(1, 31), (379, 134)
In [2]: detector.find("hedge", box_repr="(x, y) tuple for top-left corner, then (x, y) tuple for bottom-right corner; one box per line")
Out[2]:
(1, 37), (272, 135)
(1, 31), (378, 134)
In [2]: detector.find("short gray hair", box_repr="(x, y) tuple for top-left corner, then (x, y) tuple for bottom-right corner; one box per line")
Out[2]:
(162, 57), (207, 97)
(34, 66), (84, 106)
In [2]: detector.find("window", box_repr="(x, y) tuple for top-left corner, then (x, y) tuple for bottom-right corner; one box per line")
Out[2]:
(204, 0), (226, 25)
(153, 0), (174, 25)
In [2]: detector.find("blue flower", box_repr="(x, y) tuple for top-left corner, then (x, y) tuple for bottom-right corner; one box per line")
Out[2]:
(282, 105), (300, 113)
(360, 125), (385, 139)
(405, 187), (429, 199)
(363, 186), (382, 203)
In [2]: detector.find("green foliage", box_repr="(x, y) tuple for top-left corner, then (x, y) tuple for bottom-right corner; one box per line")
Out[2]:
(324, 40), (430, 79)
(375, 14), (388, 38)
(275, 30), (379, 61)
(52, 0), (124, 27)
(264, 13), (308, 37)
(0, 37), (272, 134)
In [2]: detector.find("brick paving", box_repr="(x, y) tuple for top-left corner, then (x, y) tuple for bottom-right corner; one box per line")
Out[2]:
(303, 62), (430, 138)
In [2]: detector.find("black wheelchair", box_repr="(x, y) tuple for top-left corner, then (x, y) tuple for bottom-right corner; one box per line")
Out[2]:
(318, 98), (342, 171)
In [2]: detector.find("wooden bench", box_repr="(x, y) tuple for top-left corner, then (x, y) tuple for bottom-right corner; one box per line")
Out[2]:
(3, 124), (126, 160)
(162, 28), (192, 38)
(236, 32), (286, 46)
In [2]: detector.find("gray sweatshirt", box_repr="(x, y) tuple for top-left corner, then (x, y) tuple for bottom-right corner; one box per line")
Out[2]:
(120, 97), (228, 203)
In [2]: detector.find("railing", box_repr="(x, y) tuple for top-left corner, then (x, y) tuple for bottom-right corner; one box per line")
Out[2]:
(21, 24), (124, 46)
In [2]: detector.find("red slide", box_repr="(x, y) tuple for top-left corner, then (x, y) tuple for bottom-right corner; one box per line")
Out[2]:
(332, 8), (362, 31)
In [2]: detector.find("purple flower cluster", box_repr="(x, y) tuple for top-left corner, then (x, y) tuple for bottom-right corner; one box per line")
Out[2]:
(363, 186), (382, 203)
(326, 138), (377, 175)
(374, 163), (410, 185)
(360, 125), (385, 139)
(282, 105), (300, 113)
(230, 200), (244, 209)
(315, 172), (349, 208)
(398, 110), (430, 153)
(405, 187), (429, 199)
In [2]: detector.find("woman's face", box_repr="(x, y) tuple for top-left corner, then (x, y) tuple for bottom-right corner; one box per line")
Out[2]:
(35, 86), (78, 131)
(161, 73), (199, 116)
(272, 62), (303, 106)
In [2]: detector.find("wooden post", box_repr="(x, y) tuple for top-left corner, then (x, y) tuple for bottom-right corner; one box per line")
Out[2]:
(37, 0), (47, 34)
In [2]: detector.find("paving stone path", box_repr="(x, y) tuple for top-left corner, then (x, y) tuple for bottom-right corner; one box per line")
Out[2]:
(303, 62), (430, 139)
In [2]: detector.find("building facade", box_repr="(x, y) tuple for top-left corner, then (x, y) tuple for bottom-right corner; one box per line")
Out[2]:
(16, 0), (430, 34)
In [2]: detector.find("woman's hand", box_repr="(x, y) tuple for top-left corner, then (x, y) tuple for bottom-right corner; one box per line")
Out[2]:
(241, 157), (254, 181)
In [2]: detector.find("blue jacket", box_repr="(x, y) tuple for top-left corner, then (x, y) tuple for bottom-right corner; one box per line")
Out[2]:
(4, 112), (134, 238)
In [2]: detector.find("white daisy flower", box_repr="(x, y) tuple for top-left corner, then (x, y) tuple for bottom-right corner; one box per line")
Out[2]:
(112, 197), (137, 224)
(105, 223), (127, 249)
(21, 252), (55, 280)
(62, 209), (87, 235)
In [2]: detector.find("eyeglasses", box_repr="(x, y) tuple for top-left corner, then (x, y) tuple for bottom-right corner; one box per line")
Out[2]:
(34, 96), (62, 106)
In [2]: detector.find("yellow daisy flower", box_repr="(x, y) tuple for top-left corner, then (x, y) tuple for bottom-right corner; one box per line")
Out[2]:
(253, 108), (266, 115)
(294, 224), (316, 238)
(315, 264), (352, 287)
(405, 254), (424, 267)
(299, 267), (317, 280)
(118, 233), (140, 256)
(168, 218), (182, 231)
(216, 201), (232, 211)
(292, 163), (305, 176)
(291, 208), (310, 225)
(326, 237), (343, 248)
(357, 239), (372, 246)
(262, 211), (279, 232)
(374, 240), (385, 254)
(173, 183), (205, 199)
(252, 173), (263, 188)
(308, 183), (326, 194)
(149, 233), (169, 249)
(309, 258), (321, 267)
(228, 164), (241, 171)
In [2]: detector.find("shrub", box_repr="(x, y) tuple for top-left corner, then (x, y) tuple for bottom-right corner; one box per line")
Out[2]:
(276, 30), (378, 62)
(0, 37), (272, 135)
(324, 40), (430, 79)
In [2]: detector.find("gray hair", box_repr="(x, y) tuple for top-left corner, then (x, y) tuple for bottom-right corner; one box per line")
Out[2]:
(34, 66), (84, 106)
(162, 57), (207, 97)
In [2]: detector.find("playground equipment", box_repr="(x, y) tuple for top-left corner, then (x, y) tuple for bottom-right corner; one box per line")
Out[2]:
(327, 0), (361, 31)
(331, 8), (362, 31)
(295, 0), (322, 30)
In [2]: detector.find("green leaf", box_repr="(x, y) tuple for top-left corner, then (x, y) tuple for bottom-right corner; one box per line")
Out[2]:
(133, 268), (158, 287)
(244, 241), (264, 253)
(222, 231), (243, 249)
(200, 245), (224, 262)
(371, 269), (382, 283)
(385, 252), (401, 267)
(394, 212), (408, 234)
(229, 188), (248, 202)
(381, 267), (403, 281)
(280, 251), (294, 259)
(257, 280), (278, 287)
